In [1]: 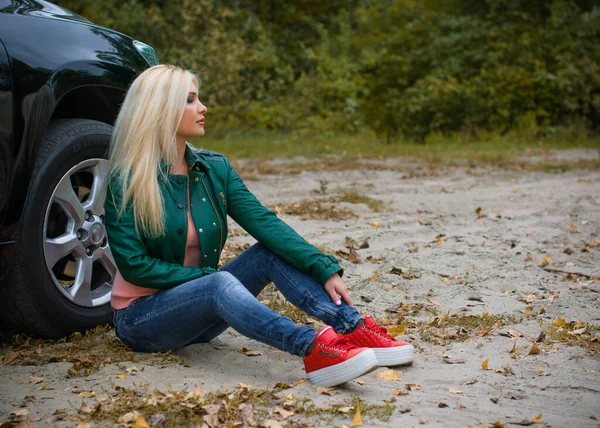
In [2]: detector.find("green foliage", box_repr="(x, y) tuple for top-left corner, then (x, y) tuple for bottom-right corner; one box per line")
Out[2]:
(55, 0), (600, 141)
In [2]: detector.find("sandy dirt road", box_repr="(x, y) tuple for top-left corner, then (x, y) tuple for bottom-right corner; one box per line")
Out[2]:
(1, 150), (599, 427)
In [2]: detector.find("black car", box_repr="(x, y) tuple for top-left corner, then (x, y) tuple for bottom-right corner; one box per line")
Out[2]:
(0, 0), (158, 338)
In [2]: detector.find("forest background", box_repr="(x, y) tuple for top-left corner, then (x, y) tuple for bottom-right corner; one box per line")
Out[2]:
(56, 0), (600, 152)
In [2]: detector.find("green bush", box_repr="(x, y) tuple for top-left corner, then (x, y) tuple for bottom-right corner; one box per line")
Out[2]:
(55, 0), (600, 141)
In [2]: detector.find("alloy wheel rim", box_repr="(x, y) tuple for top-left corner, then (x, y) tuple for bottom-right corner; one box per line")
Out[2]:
(43, 158), (115, 308)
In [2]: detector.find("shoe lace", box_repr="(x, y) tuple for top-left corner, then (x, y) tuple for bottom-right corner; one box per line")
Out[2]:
(317, 337), (354, 352)
(363, 322), (394, 341)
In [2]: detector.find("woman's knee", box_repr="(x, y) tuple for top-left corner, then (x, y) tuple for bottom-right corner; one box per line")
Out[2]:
(213, 271), (245, 295)
(247, 242), (271, 258)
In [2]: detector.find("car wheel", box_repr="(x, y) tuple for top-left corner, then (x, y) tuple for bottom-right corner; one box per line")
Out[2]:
(3, 119), (117, 338)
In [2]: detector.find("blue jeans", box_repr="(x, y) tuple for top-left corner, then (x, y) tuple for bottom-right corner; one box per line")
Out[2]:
(113, 244), (361, 356)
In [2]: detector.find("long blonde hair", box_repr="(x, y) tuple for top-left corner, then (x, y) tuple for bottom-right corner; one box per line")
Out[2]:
(108, 64), (199, 237)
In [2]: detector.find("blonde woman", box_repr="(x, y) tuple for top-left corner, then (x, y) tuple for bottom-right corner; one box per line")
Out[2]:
(104, 64), (414, 387)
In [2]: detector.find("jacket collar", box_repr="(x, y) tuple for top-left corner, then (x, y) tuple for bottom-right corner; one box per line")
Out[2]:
(185, 143), (212, 172)
(158, 142), (211, 176)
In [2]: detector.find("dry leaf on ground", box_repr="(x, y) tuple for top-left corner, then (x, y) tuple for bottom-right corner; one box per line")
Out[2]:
(316, 386), (336, 395)
(349, 408), (363, 427)
(511, 413), (542, 426)
(387, 325), (406, 336)
(375, 370), (403, 381)
(262, 420), (284, 428)
(482, 358), (490, 370)
(406, 383), (422, 391)
(527, 343), (540, 355)
(134, 416), (150, 428)
(275, 407), (295, 419)
(240, 347), (264, 357)
(118, 411), (140, 424)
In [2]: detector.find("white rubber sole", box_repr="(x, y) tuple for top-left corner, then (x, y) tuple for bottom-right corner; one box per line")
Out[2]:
(373, 344), (414, 367)
(307, 349), (378, 387)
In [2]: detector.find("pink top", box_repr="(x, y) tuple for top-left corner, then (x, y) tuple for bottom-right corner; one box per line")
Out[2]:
(111, 209), (202, 309)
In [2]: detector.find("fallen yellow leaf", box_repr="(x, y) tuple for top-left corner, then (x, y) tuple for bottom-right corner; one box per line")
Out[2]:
(553, 317), (567, 328)
(533, 413), (542, 422)
(349, 408), (363, 427)
(482, 307), (489, 316)
(134, 416), (150, 428)
(387, 324), (405, 336)
(275, 407), (295, 419)
(118, 412), (140, 424)
(184, 385), (203, 400)
(477, 326), (492, 336)
(540, 254), (552, 267)
(376, 370), (403, 381)
(527, 343), (540, 355)
(316, 386), (336, 395)
(370, 221), (380, 228)
(116, 374), (126, 379)
(482, 358), (490, 370)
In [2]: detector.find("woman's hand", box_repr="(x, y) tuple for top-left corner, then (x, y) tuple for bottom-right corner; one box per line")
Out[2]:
(324, 273), (353, 306)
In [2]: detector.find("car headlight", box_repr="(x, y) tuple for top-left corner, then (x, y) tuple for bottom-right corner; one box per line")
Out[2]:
(133, 40), (159, 66)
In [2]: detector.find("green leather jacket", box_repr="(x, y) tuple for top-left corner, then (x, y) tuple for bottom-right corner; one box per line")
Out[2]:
(104, 144), (342, 289)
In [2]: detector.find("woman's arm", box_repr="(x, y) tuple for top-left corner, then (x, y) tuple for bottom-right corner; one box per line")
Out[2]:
(223, 158), (343, 286)
(104, 180), (216, 289)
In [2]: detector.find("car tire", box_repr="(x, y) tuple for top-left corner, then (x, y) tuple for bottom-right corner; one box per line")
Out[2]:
(2, 119), (117, 338)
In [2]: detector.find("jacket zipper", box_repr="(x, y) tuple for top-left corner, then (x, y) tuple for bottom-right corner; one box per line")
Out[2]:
(201, 179), (224, 252)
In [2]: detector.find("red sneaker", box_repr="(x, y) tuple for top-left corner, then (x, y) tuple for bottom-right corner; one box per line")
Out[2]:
(342, 315), (414, 367)
(304, 326), (378, 387)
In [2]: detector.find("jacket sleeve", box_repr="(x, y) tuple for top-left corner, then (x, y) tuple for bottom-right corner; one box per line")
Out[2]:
(223, 158), (343, 285)
(104, 179), (216, 289)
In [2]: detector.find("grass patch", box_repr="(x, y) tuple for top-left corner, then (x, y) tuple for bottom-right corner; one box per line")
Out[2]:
(415, 313), (521, 345)
(269, 198), (358, 221)
(530, 158), (600, 173)
(233, 156), (407, 178)
(338, 189), (386, 212)
(194, 131), (600, 166)
(0, 325), (181, 377)
(297, 395), (395, 423)
(542, 320), (600, 354)
(52, 382), (395, 427)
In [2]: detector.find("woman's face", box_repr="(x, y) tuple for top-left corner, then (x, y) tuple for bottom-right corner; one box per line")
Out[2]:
(176, 82), (207, 141)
